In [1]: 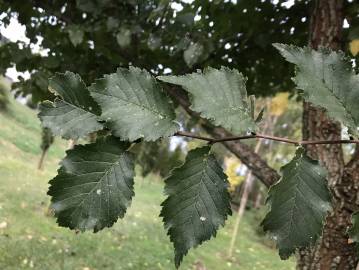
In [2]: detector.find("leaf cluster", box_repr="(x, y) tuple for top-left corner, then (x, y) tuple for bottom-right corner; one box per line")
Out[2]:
(37, 43), (359, 267)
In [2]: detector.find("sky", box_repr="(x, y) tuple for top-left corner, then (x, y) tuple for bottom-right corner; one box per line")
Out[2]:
(0, 17), (31, 81)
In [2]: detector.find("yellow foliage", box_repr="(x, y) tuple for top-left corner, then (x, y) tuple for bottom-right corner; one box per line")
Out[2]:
(350, 39), (359, 56)
(225, 157), (244, 192)
(186, 140), (206, 151)
(269, 92), (289, 116)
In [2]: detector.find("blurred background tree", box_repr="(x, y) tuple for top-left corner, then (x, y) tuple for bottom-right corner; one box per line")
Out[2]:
(0, 76), (10, 111)
(134, 139), (184, 178)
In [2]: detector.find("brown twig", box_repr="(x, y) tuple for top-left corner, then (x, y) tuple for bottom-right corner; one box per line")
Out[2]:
(175, 131), (216, 142)
(174, 131), (359, 146)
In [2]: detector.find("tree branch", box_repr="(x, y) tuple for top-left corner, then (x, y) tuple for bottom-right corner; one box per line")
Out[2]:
(166, 86), (280, 187)
(167, 86), (359, 188)
(175, 131), (359, 146)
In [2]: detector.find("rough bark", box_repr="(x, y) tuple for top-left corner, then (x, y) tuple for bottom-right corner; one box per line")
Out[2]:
(298, 0), (359, 269)
(228, 171), (254, 258)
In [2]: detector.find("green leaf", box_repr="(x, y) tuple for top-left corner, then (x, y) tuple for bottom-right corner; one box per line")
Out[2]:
(160, 146), (232, 268)
(67, 25), (84, 46)
(348, 212), (359, 244)
(176, 13), (195, 26)
(116, 27), (132, 48)
(175, 36), (191, 52)
(43, 56), (60, 69)
(349, 26), (359, 40)
(158, 67), (257, 134)
(147, 0), (170, 21)
(274, 43), (359, 137)
(261, 148), (332, 259)
(48, 136), (135, 232)
(89, 67), (179, 141)
(183, 42), (204, 67)
(106, 17), (119, 31)
(76, 0), (96, 12)
(38, 72), (103, 140)
(255, 107), (265, 123)
(147, 34), (162, 51)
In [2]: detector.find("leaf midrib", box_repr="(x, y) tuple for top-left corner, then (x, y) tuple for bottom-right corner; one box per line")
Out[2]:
(172, 155), (220, 236)
(279, 163), (323, 242)
(93, 91), (172, 120)
(300, 58), (358, 128)
(67, 154), (126, 221)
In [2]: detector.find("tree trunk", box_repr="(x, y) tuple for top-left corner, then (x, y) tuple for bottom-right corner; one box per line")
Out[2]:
(227, 145), (260, 258)
(37, 148), (48, 170)
(227, 170), (254, 258)
(298, 0), (359, 269)
(253, 188), (262, 209)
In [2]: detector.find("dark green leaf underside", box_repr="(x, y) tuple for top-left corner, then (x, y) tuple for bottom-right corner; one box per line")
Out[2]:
(48, 136), (135, 232)
(160, 146), (232, 268)
(261, 148), (331, 259)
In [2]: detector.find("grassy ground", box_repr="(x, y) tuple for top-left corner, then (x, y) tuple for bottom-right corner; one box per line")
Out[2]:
(0, 98), (295, 270)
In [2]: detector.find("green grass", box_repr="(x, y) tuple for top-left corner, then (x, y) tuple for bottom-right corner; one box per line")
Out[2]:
(0, 98), (295, 270)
